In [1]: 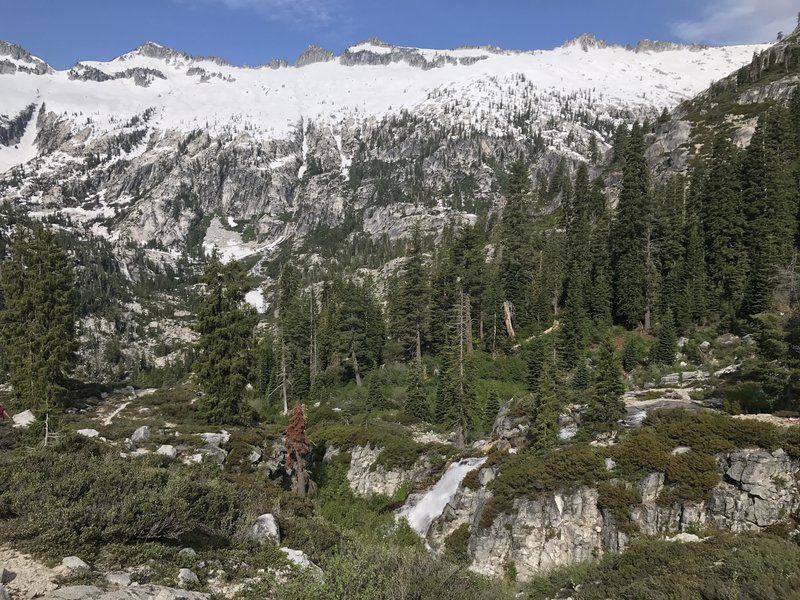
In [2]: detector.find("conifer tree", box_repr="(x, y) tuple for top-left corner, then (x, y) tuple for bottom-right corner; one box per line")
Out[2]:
(525, 336), (552, 392)
(681, 214), (708, 328)
(741, 106), (799, 315)
(700, 134), (747, 318)
(651, 311), (677, 366)
(388, 226), (430, 361)
(484, 387), (501, 430)
(612, 123), (651, 329)
(572, 359), (590, 390)
(404, 365), (431, 422)
(589, 204), (614, 327)
(367, 377), (386, 410)
(0, 226), (78, 413)
(587, 336), (626, 428)
(532, 365), (559, 453)
(498, 161), (534, 334)
(194, 254), (257, 423)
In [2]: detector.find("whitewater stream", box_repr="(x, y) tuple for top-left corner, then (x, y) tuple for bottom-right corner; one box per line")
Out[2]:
(397, 457), (487, 536)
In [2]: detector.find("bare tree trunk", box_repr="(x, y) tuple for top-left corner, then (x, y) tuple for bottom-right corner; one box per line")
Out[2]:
(295, 451), (307, 497)
(351, 346), (362, 387)
(492, 313), (498, 358)
(644, 228), (653, 333)
(503, 302), (516, 340)
(415, 327), (422, 365)
(464, 293), (474, 354)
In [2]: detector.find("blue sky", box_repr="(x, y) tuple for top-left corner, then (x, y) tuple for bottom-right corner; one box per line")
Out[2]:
(1, 0), (797, 69)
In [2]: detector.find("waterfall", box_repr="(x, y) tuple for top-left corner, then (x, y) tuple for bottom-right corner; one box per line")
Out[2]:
(397, 457), (487, 537)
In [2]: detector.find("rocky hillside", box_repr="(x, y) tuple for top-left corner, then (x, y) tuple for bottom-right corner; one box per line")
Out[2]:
(649, 26), (800, 172)
(0, 36), (766, 261)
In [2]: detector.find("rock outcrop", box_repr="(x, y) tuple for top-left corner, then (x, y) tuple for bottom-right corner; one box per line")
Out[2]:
(346, 445), (430, 497)
(427, 448), (800, 582)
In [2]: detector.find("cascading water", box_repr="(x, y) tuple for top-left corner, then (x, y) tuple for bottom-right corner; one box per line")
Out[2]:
(397, 457), (487, 537)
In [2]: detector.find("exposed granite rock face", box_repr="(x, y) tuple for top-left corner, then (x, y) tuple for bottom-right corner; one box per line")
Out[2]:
(426, 448), (800, 583)
(0, 41), (52, 74)
(295, 45), (335, 67)
(0, 104), (36, 147)
(491, 401), (530, 446)
(346, 445), (430, 497)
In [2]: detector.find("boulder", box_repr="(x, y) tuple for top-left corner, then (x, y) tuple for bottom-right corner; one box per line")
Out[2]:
(178, 547), (197, 559)
(105, 572), (131, 587)
(130, 426), (151, 445)
(199, 431), (230, 447)
(245, 514), (280, 544)
(77, 429), (100, 438)
(199, 445), (227, 465)
(157, 444), (178, 459)
(0, 583), (9, 600)
(61, 556), (90, 572)
(12, 410), (35, 429)
(177, 568), (199, 587)
(280, 548), (322, 576)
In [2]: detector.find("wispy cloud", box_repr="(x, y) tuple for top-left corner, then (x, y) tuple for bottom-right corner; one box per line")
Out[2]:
(672, 0), (797, 44)
(179, 0), (335, 24)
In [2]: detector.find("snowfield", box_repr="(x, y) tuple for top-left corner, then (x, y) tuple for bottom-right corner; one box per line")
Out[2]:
(0, 36), (768, 172)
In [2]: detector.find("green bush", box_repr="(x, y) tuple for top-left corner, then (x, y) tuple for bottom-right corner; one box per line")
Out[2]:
(0, 439), (247, 560)
(568, 533), (800, 600)
(443, 524), (471, 565)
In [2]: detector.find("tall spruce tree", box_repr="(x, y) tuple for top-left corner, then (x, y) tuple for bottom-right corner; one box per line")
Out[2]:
(612, 123), (651, 329)
(404, 365), (431, 422)
(587, 336), (626, 428)
(194, 254), (257, 423)
(701, 133), (748, 318)
(498, 161), (534, 334)
(531, 365), (560, 453)
(0, 226), (77, 413)
(741, 106), (799, 315)
(389, 227), (430, 361)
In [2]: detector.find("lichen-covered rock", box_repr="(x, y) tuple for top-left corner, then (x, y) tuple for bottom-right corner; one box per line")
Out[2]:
(346, 445), (430, 497)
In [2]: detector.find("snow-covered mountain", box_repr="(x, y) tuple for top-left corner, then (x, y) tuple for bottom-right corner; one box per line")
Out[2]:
(0, 35), (768, 261)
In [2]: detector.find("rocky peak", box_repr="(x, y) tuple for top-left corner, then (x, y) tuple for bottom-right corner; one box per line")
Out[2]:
(121, 41), (228, 67)
(635, 39), (706, 53)
(295, 44), (335, 67)
(0, 40), (52, 74)
(561, 33), (613, 52)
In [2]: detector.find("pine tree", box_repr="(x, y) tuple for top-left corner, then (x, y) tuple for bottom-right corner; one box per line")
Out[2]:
(621, 337), (639, 373)
(194, 254), (257, 423)
(700, 133), (747, 318)
(651, 311), (677, 366)
(612, 123), (651, 329)
(404, 365), (431, 422)
(367, 377), (386, 410)
(498, 161), (534, 334)
(388, 226), (430, 361)
(587, 336), (626, 428)
(589, 203), (613, 327)
(0, 226), (78, 413)
(532, 365), (559, 453)
(681, 214), (708, 328)
(741, 106), (798, 316)
(484, 387), (501, 430)
(572, 360), (590, 390)
(525, 336), (552, 392)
